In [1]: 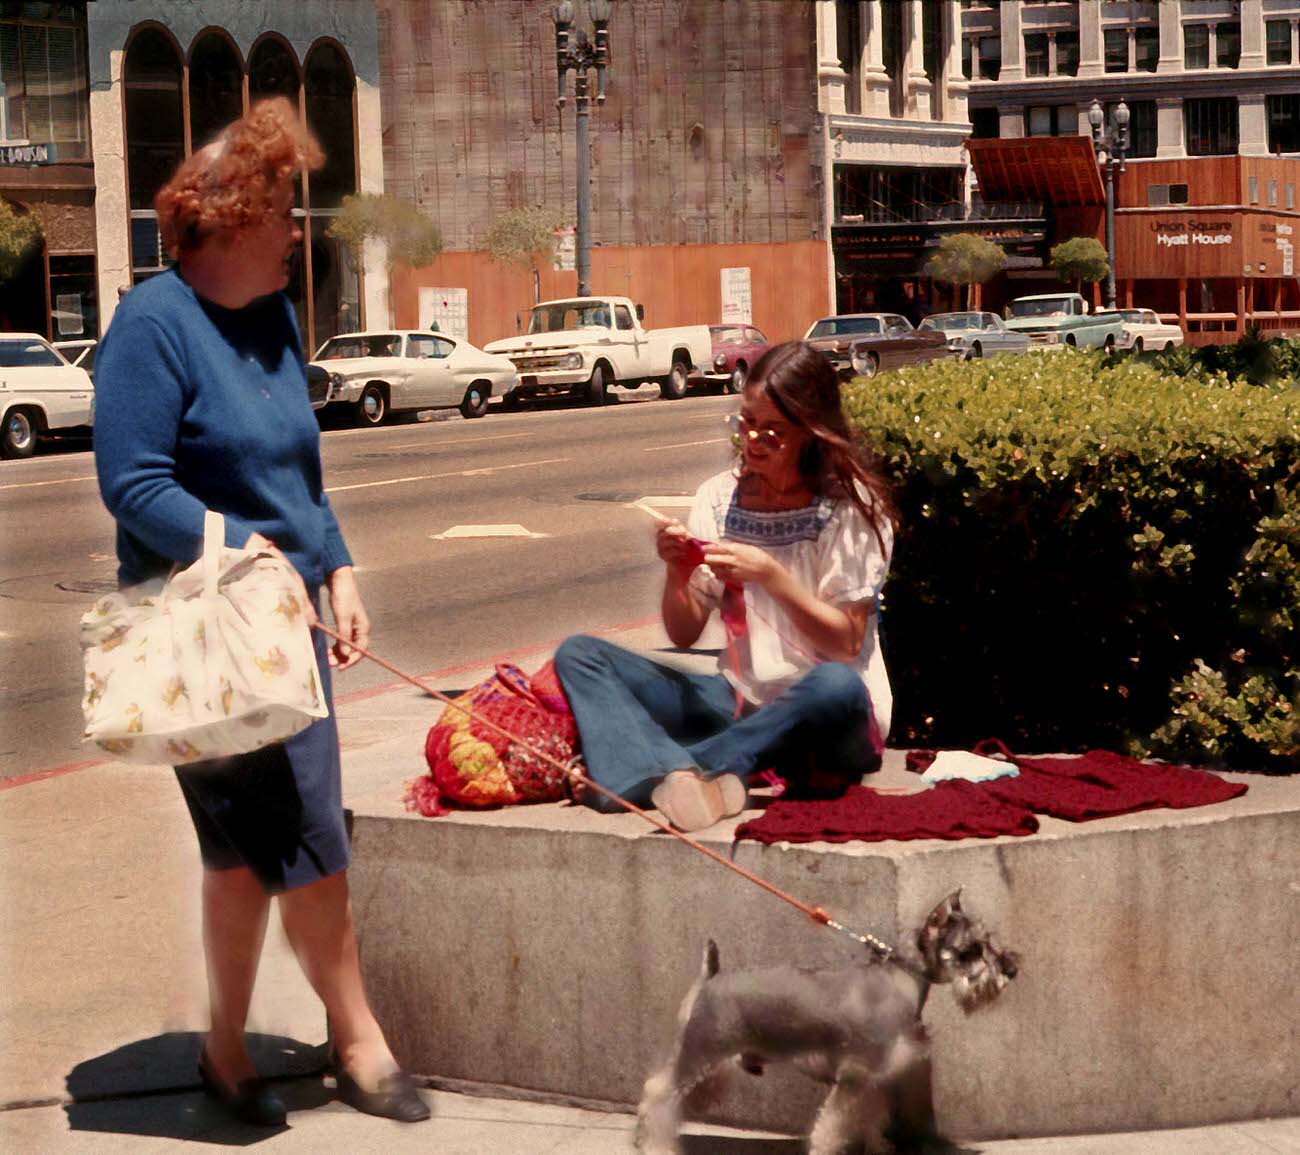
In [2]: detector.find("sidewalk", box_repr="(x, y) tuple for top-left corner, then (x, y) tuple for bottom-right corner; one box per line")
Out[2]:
(2, 618), (1297, 1152)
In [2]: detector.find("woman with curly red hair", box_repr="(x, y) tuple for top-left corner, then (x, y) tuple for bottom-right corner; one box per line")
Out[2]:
(93, 99), (428, 1126)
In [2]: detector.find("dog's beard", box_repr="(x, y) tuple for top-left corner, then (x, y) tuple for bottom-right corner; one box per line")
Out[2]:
(952, 955), (1012, 1014)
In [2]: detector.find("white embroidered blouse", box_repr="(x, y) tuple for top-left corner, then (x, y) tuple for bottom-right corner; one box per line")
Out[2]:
(686, 470), (894, 740)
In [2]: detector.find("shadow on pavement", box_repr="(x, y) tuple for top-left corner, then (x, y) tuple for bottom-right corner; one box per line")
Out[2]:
(682, 1136), (801, 1154)
(63, 1031), (328, 1144)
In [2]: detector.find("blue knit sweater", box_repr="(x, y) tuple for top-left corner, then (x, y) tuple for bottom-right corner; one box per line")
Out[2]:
(93, 270), (352, 589)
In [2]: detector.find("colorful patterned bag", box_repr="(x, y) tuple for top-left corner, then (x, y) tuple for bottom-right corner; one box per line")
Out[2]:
(406, 661), (577, 815)
(80, 511), (327, 765)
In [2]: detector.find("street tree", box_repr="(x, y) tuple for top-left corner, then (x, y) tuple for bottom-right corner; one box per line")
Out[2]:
(327, 193), (443, 271)
(482, 206), (568, 303)
(1050, 236), (1109, 294)
(923, 234), (1007, 309)
(0, 199), (43, 284)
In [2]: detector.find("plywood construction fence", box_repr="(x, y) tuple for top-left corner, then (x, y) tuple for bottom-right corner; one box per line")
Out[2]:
(377, 0), (822, 251)
(390, 239), (832, 348)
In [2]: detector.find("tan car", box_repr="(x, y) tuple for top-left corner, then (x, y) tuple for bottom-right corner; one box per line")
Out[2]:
(803, 313), (950, 379)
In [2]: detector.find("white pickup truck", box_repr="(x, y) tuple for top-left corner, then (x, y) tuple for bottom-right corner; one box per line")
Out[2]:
(484, 296), (713, 407)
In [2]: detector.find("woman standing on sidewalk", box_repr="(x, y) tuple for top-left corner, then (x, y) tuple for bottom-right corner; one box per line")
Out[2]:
(554, 341), (897, 831)
(92, 101), (427, 1127)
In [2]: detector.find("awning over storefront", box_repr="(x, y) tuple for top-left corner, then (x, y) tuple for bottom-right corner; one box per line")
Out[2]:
(967, 137), (1105, 209)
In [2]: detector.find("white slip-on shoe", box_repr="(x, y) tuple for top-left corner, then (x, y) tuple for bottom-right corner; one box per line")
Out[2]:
(651, 770), (748, 832)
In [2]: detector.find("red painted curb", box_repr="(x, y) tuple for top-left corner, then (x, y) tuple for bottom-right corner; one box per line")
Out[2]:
(0, 614), (663, 792)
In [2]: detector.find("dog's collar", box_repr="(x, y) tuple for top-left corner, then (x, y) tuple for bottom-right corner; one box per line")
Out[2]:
(821, 914), (930, 986)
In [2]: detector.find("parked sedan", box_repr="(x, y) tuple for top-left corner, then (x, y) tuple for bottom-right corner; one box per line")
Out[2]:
(918, 311), (1031, 360)
(696, 324), (771, 393)
(804, 313), (949, 380)
(1096, 308), (1185, 354)
(0, 333), (94, 459)
(312, 330), (519, 425)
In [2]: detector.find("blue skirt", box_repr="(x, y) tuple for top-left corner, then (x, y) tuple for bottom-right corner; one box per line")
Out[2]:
(174, 629), (350, 894)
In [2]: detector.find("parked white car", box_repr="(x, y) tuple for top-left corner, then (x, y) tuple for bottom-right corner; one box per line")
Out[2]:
(311, 330), (519, 425)
(918, 311), (1031, 360)
(484, 295), (713, 406)
(1096, 308), (1185, 354)
(0, 333), (95, 459)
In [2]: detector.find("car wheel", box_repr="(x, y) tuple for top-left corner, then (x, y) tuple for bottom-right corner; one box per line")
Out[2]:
(1, 406), (38, 459)
(460, 382), (489, 419)
(1104, 335), (1116, 356)
(725, 362), (747, 394)
(1065, 335), (1077, 348)
(1164, 341), (1174, 354)
(1132, 337), (1143, 356)
(858, 352), (879, 379)
(967, 341), (983, 361)
(585, 363), (608, 406)
(660, 358), (689, 400)
(355, 384), (387, 427)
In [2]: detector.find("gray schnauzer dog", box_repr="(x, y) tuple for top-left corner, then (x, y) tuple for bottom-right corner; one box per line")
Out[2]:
(636, 890), (1019, 1155)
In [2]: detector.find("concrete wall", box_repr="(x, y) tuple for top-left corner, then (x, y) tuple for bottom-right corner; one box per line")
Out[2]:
(86, 0), (386, 335)
(348, 774), (1298, 1140)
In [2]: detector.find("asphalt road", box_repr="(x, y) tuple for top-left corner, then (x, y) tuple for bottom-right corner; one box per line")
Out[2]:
(0, 389), (738, 780)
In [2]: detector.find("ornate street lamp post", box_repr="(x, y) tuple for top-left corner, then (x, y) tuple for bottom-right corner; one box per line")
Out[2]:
(1089, 99), (1130, 309)
(553, 0), (611, 297)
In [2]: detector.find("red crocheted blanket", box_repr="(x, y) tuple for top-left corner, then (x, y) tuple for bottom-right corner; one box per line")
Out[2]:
(734, 748), (1248, 845)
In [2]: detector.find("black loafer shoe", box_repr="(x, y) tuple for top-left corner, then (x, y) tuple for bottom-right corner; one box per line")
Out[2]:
(334, 1065), (431, 1123)
(197, 1050), (287, 1127)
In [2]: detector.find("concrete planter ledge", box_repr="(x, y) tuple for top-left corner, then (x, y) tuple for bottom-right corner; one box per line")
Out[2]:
(347, 748), (1298, 1142)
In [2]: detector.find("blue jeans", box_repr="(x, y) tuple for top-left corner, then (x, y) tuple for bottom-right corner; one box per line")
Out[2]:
(552, 635), (878, 813)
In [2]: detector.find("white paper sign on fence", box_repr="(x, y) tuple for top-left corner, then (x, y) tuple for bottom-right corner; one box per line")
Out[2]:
(418, 288), (469, 339)
(720, 267), (752, 324)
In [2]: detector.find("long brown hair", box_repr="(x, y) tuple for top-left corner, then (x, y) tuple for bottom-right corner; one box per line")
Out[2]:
(743, 340), (898, 549)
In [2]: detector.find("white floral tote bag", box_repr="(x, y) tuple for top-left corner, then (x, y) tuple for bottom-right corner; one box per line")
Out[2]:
(80, 511), (328, 765)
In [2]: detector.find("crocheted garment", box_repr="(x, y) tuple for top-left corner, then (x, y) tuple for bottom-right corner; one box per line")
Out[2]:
(736, 748), (1247, 844)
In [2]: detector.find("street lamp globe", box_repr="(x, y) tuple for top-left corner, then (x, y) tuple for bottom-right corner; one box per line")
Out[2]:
(1114, 101), (1130, 128)
(553, 1), (574, 30)
(1088, 100), (1104, 130)
(589, 0), (612, 22)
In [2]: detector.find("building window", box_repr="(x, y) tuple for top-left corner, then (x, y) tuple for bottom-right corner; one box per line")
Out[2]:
(124, 27), (183, 285)
(1249, 174), (1259, 204)
(1025, 105), (1076, 137)
(1184, 24), (1209, 70)
(1185, 97), (1238, 156)
(1216, 21), (1240, 69)
(0, 6), (89, 162)
(1053, 30), (1078, 76)
(1104, 28), (1128, 73)
(1287, 183), (1295, 210)
(1024, 32), (1049, 77)
(1134, 27), (1158, 73)
(1268, 94), (1300, 154)
(970, 106), (999, 138)
(188, 32), (243, 151)
(979, 36), (1001, 80)
(1268, 179), (1278, 207)
(922, 0), (942, 90)
(1266, 20), (1292, 65)
(837, 0), (862, 115)
(1110, 99), (1157, 158)
(1147, 183), (1189, 207)
(49, 253), (97, 339)
(962, 35), (973, 79)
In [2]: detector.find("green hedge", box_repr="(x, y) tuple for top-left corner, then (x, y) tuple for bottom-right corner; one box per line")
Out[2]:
(844, 351), (1298, 771)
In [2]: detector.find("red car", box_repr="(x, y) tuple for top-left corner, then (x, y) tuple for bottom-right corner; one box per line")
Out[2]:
(694, 324), (771, 393)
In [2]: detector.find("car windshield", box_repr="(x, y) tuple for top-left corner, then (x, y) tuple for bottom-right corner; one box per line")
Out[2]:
(921, 313), (981, 332)
(0, 339), (62, 368)
(316, 335), (403, 359)
(807, 317), (880, 339)
(1117, 310), (1145, 322)
(528, 301), (612, 333)
(1006, 298), (1072, 318)
(711, 326), (747, 344)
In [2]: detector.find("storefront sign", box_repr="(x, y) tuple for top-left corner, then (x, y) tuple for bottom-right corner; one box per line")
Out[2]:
(417, 287), (469, 339)
(1152, 219), (1233, 248)
(0, 142), (55, 166)
(719, 266), (752, 324)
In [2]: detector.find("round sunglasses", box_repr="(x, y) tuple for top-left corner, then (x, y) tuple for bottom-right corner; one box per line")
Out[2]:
(726, 413), (786, 452)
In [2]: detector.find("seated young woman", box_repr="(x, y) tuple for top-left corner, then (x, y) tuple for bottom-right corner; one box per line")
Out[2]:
(554, 340), (897, 832)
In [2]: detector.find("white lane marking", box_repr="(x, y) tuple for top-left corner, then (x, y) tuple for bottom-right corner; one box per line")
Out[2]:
(358, 432), (530, 450)
(638, 496), (695, 506)
(325, 456), (571, 494)
(642, 438), (728, 451)
(0, 474), (97, 492)
(431, 524), (549, 540)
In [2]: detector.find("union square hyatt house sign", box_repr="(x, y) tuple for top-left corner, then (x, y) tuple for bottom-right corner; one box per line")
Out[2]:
(1153, 218), (1232, 247)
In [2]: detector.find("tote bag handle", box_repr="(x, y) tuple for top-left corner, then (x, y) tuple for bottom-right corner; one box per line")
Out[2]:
(201, 511), (224, 601)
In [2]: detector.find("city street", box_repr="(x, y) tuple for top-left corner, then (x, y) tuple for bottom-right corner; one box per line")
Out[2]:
(0, 390), (737, 781)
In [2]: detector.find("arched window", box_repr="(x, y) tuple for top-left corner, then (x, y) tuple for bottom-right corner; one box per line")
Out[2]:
(248, 36), (299, 102)
(305, 41), (359, 345)
(123, 26), (183, 283)
(188, 31), (242, 150)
